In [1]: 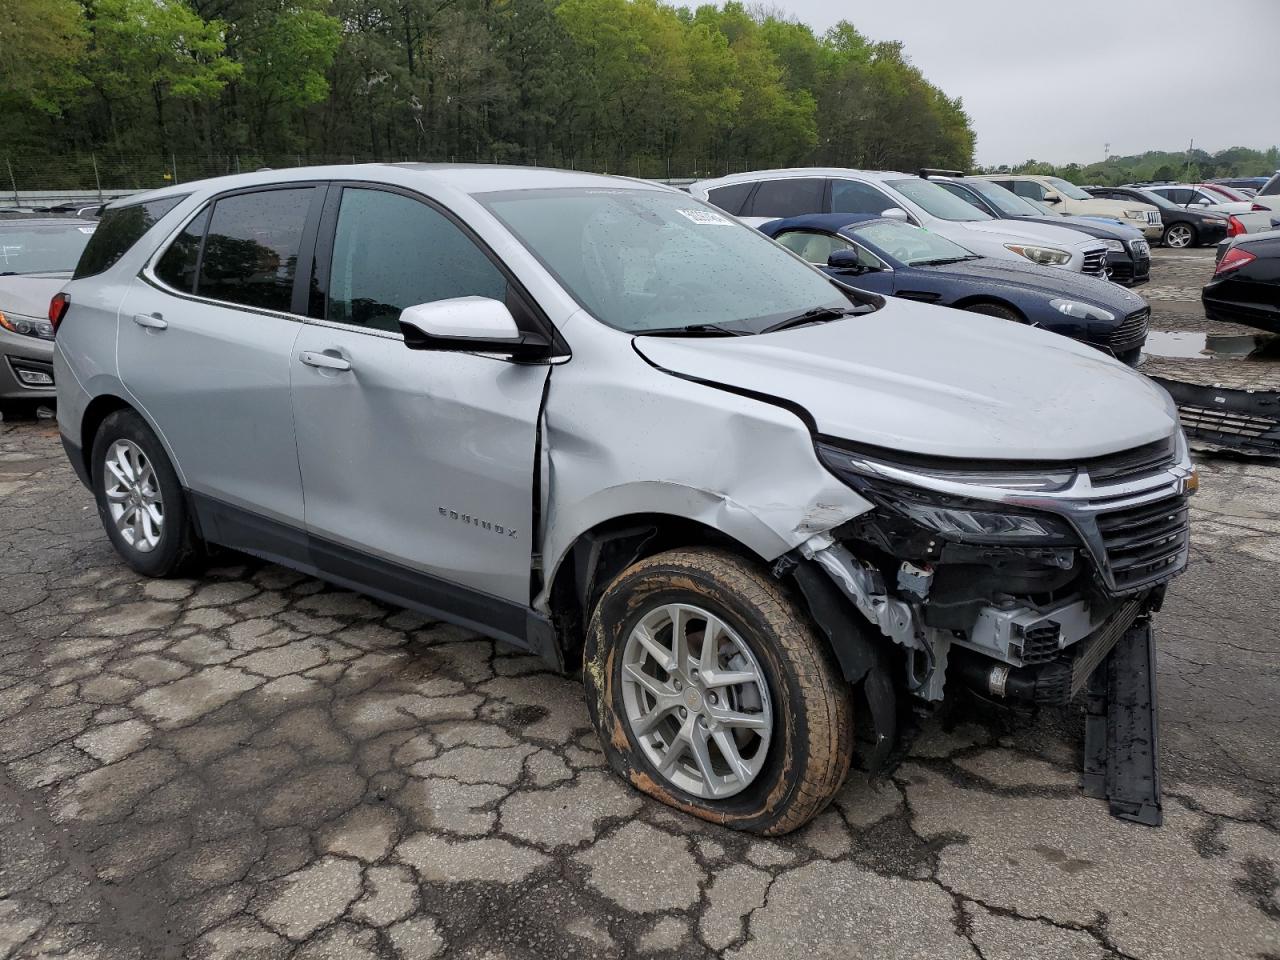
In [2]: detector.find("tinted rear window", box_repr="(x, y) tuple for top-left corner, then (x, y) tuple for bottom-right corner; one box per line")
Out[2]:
(745, 178), (825, 218)
(72, 196), (184, 279)
(705, 182), (755, 215)
(198, 188), (314, 312)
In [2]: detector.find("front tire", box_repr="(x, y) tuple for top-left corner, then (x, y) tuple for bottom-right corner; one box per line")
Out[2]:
(962, 302), (1024, 323)
(1163, 222), (1195, 248)
(584, 548), (854, 835)
(90, 409), (200, 577)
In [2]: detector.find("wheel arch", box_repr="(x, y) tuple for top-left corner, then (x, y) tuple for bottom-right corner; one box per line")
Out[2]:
(78, 393), (187, 487)
(949, 295), (1028, 321)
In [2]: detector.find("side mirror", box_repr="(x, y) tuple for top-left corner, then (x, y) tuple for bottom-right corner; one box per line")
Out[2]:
(880, 207), (910, 222)
(398, 297), (550, 360)
(1194, 198), (1212, 207)
(827, 249), (866, 273)
(1041, 194), (1061, 203)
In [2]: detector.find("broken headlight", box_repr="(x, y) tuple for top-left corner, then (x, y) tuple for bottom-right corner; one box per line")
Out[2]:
(816, 442), (1077, 545)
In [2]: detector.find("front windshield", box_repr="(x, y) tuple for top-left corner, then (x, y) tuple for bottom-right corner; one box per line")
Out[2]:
(1045, 177), (1092, 201)
(852, 220), (977, 265)
(0, 222), (95, 275)
(886, 179), (991, 222)
(955, 179), (1041, 217)
(481, 188), (855, 334)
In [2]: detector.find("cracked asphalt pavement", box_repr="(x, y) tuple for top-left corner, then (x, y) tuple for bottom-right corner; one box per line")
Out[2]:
(3, 346), (1280, 957)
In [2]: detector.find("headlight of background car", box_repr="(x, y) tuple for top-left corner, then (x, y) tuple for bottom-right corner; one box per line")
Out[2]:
(1123, 210), (1146, 220)
(0, 311), (55, 340)
(815, 443), (1077, 545)
(1101, 239), (1125, 253)
(1003, 243), (1071, 266)
(1048, 298), (1115, 322)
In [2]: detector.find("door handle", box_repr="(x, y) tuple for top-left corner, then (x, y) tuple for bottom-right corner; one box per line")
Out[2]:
(132, 312), (168, 330)
(300, 350), (352, 372)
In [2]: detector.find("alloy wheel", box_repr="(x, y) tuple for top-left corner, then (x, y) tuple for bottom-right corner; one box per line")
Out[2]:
(620, 602), (773, 799)
(103, 439), (164, 552)
(1166, 224), (1193, 248)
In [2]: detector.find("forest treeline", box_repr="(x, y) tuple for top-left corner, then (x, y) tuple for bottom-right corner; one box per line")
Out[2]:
(1, 0), (975, 181)
(989, 146), (1280, 187)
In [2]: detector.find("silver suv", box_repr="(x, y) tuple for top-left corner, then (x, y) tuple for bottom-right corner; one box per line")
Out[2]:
(54, 165), (1196, 833)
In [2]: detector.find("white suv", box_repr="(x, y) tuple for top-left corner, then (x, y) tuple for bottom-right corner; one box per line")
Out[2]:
(690, 169), (1111, 277)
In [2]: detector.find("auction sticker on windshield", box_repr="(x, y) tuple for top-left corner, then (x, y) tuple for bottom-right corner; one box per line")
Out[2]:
(677, 208), (732, 225)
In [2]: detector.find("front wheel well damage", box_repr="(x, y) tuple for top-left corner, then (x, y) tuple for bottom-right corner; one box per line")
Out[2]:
(548, 514), (749, 670)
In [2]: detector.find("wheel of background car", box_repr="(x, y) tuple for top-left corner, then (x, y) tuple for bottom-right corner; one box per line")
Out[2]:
(90, 409), (201, 577)
(961, 302), (1024, 323)
(583, 547), (854, 835)
(1163, 223), (1195, 248)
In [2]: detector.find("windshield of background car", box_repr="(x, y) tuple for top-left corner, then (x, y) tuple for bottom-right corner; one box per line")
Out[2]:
(852, 220), (976, 265)
(1045, 177), (1093, 201)
(956, 179), (1039, 217)
(886, 179), (990, 222)
(480, 188), (855, 334)
(0, 222), (95, 275)
(1136, 189), (1177, 211)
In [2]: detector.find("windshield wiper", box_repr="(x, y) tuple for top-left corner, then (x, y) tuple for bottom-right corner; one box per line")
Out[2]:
(634, 323), (746, 337)
(913, 256), (978, 266)
(760, 306), (855, 334)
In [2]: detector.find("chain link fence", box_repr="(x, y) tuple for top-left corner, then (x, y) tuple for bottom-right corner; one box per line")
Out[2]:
(2, 152), (788, 196)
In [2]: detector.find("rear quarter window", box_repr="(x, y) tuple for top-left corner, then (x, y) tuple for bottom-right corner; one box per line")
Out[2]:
(72, 196), (185, 279)
(705, 182), (755, 215)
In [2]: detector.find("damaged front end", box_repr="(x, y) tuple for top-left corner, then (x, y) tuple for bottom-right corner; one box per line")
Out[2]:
(786, 431), (1197, 825)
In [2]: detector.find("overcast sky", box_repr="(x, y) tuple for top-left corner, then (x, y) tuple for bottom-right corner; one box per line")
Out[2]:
(765, 0), (1280, 167)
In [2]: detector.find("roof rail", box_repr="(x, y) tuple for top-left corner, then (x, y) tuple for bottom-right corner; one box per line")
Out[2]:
(918, 168), (965, 179)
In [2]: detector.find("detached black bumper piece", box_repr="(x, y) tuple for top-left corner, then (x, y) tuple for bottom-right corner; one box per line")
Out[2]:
(1082, 620), (1162, 827)
(1150, 377), (1280, 456)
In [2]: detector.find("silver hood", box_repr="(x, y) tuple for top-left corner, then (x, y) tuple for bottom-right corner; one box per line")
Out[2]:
(633, 300), (1177, 461)
(0, 274), (70, 318)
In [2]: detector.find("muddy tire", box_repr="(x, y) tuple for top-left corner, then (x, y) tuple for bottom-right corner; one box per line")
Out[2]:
(583, 547), (853, 835)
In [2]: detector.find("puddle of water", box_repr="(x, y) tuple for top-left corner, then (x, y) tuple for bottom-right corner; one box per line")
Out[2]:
(1144, 331), (1280, 361)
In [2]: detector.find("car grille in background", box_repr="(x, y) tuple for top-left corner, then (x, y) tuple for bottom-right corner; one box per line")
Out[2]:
(1082, 248), (1108, 276)
(1178, 405), (1279, 441)
(1096, 495), (1190, 592)
(1085, 434), (1176, 485)
(1146, 211), (1161, 225)
(1107, 308), (1149, 353)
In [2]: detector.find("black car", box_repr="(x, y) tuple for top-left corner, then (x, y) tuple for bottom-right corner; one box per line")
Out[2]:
(925, 172), (1151, 286)
(759, 214), (1150, 364)
(1203, 230), (1280, 334)
(1085, 186), (1230, 249)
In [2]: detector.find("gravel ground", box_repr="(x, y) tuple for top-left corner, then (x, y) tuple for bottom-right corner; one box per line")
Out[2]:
(1, 254), (1278, 959)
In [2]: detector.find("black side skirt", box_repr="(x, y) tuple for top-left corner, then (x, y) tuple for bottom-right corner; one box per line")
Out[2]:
(1082, 620), (1163, 827)
(190, 492), (560, 667)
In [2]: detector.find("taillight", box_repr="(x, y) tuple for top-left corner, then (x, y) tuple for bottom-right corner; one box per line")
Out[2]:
(1215, 247), (1256, 276)
(49, 292), (69, 334)
(1251, 202), (1269, 212)
(1226, 215), (1246, 237)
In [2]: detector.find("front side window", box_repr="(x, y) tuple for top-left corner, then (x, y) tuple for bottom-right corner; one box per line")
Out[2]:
(746, 178), (825, 218)
(1011, 180), (1049, 202)
(481, 187), (856, 334)
(1260, 175), (1280, 197)
(774, 230), (855, 265)
(0, 222), (95, 275)
(886, 179), (990, 222)
(198, 188), (314, 312)
(324, 188), (506, 332)
(73, 196), (183, 279)
(831, 179), (895, 215)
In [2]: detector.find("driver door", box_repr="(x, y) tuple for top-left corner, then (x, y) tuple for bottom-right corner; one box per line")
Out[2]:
(290, 184), (550, 607)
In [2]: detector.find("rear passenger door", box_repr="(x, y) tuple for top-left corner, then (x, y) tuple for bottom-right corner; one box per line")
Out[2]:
(120, 184), (322, 530)
(290, 183), (549, 608)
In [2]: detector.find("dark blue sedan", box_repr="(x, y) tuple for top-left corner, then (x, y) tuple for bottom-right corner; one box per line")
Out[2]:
(759, 214), (1151, 365)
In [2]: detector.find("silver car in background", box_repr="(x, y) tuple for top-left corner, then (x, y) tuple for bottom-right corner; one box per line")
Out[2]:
(0, 216), (96, 414)
(53, 165), (1194, 835)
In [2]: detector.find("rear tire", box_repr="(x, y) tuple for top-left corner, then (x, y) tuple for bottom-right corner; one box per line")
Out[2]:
(90, 409), (201, 577)
(1163, 222), (1196, 248)
(583, 548), (854, 835)
(962, 302), (1024, 322)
